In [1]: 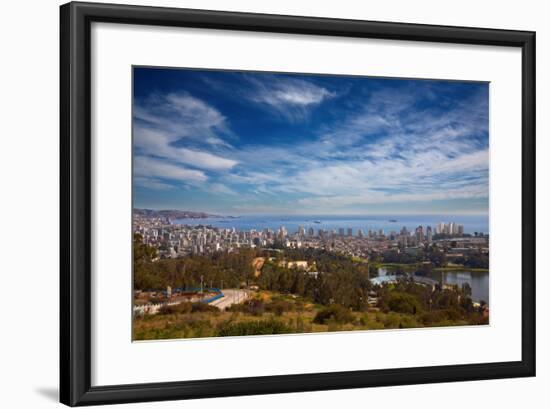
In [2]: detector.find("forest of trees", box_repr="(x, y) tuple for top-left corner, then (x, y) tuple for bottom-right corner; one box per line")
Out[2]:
(258, 250), (371, 310)
(134, 235), (372, 310)
(375, 277), (481, 323)
(133, 235), (488, 340)
(134, 234), (257, 290)
(377, 246), (488, 269)
(134, 235), (485, 322)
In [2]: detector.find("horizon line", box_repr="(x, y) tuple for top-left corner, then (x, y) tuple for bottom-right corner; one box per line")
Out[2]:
(133, 207), (488, 217)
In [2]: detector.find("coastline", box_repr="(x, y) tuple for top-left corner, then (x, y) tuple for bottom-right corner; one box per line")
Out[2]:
(171, 213), (489, 236)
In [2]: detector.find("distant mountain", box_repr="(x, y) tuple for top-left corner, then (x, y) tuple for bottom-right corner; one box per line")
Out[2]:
(133, 209), (224, 219)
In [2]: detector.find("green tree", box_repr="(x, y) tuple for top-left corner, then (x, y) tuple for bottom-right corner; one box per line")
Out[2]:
(387, 292), (423, 315)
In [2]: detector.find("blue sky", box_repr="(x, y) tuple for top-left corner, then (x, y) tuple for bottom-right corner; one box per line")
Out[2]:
(133, 67), (489, 216)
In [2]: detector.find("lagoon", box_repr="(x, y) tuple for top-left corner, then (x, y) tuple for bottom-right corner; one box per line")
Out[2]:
(377, 267), (489, 305)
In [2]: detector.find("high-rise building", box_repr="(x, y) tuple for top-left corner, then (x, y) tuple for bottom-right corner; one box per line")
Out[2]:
(457, 225), (464, 235)
(426, 226), (433, 243)
(308, 227), (315, 237)
(339, 228), (345, 236)
(347, 228), (353, 237)
(415, 225), (424, 242)
(357, 229), (364, 238)
(278, 226), (287, 240)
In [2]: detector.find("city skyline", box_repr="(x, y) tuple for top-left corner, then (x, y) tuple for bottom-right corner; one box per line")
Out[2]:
(134, 211), (480, 263)
(133, 68), (489, 216)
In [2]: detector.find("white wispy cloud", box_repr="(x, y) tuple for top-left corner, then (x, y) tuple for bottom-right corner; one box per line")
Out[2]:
(203, 183), (239, 196)
(134, 93), (230, 144)
(246, 76), (335, 121)
(134, 156), (207, 183)
(216, 85), (489, 212)
(134, 126), (238, 171)
(133, 92), (241, 192)
(134, 73), (488, 214)
(134, 176), (173, 191)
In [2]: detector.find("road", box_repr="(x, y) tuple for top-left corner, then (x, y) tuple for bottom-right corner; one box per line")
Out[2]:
(209, 289), (249, 310)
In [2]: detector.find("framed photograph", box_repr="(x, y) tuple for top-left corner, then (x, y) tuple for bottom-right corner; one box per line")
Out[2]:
(60, 1), (536, 406)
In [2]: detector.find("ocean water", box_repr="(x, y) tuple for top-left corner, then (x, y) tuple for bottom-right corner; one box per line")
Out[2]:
(173, 214), (489, 236)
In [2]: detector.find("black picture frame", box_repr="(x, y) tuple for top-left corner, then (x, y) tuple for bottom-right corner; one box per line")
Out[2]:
(60, 1), (536, 406)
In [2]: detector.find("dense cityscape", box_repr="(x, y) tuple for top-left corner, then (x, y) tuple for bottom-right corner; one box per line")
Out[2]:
(133, 210), (488, 262)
